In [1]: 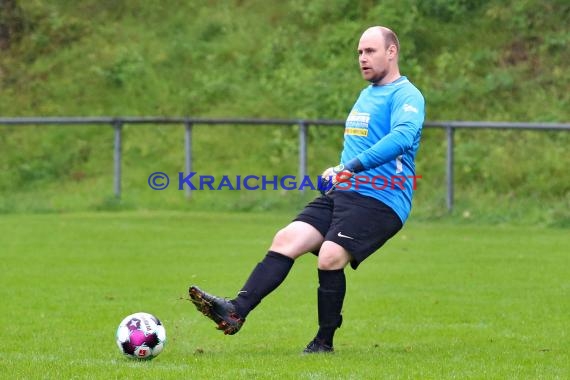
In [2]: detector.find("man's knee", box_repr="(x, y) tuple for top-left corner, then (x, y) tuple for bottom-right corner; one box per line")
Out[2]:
(318, 241), (351, 270)
(271, 227), (294, 250)
(269, 221), (323, 259)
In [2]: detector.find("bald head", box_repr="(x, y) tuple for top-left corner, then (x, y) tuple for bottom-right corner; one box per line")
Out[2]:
(361, 26), (400, 54)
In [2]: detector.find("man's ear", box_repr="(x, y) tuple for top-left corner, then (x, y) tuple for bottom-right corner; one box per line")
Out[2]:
(387, 44), (397, 59)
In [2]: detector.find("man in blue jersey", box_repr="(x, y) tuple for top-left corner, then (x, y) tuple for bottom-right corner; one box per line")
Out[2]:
(189, 25), (425, 353)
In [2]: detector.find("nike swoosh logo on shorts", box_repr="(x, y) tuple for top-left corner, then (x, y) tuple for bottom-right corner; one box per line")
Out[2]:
(337, 232), (354, 240)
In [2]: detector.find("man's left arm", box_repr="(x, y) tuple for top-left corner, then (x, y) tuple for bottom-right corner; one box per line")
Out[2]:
(354, 92), (425, 171)
(320, 91), (425, 194)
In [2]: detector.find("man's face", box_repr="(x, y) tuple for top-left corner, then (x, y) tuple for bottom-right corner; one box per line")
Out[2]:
(357, 31), (391, 84)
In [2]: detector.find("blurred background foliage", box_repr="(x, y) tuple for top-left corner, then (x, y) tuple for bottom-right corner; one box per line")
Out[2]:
(0, 0), (568, 225)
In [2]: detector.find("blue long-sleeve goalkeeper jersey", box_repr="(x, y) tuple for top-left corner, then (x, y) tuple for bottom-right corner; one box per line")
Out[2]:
(340, 76), (425, 223)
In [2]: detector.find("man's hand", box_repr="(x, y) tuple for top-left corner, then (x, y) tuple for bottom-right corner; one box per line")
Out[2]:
(319, 164), (354, 195)
(319, 158), (365, 196)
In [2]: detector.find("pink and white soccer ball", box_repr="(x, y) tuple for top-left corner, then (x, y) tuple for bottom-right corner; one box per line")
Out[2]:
(116, 312), (166, 360)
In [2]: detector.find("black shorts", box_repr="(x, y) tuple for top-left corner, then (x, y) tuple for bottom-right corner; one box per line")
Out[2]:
(293, 191), (403, 269)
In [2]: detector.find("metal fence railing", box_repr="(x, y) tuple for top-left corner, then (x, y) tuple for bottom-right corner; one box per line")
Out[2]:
(1, 117), (569, 212)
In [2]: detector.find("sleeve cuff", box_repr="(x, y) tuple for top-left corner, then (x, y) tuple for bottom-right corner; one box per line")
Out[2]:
(343, 157), (365, 173)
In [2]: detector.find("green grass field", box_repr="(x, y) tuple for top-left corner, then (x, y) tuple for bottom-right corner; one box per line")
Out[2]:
(1, 211), (568, 379)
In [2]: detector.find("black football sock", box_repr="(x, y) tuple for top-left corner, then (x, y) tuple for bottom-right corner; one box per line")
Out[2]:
(231, 251), (294, 318)
(316, 268), (346, 347)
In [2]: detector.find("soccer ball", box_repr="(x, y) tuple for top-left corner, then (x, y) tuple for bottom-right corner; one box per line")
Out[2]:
(115, 312), (166, 360)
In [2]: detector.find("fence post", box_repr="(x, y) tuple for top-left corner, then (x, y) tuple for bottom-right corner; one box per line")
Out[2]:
(184, 120), (193, 199)
(298, 121), (307, 193)
(446, 125), (454, 212)
(113, 120), (123, 199)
